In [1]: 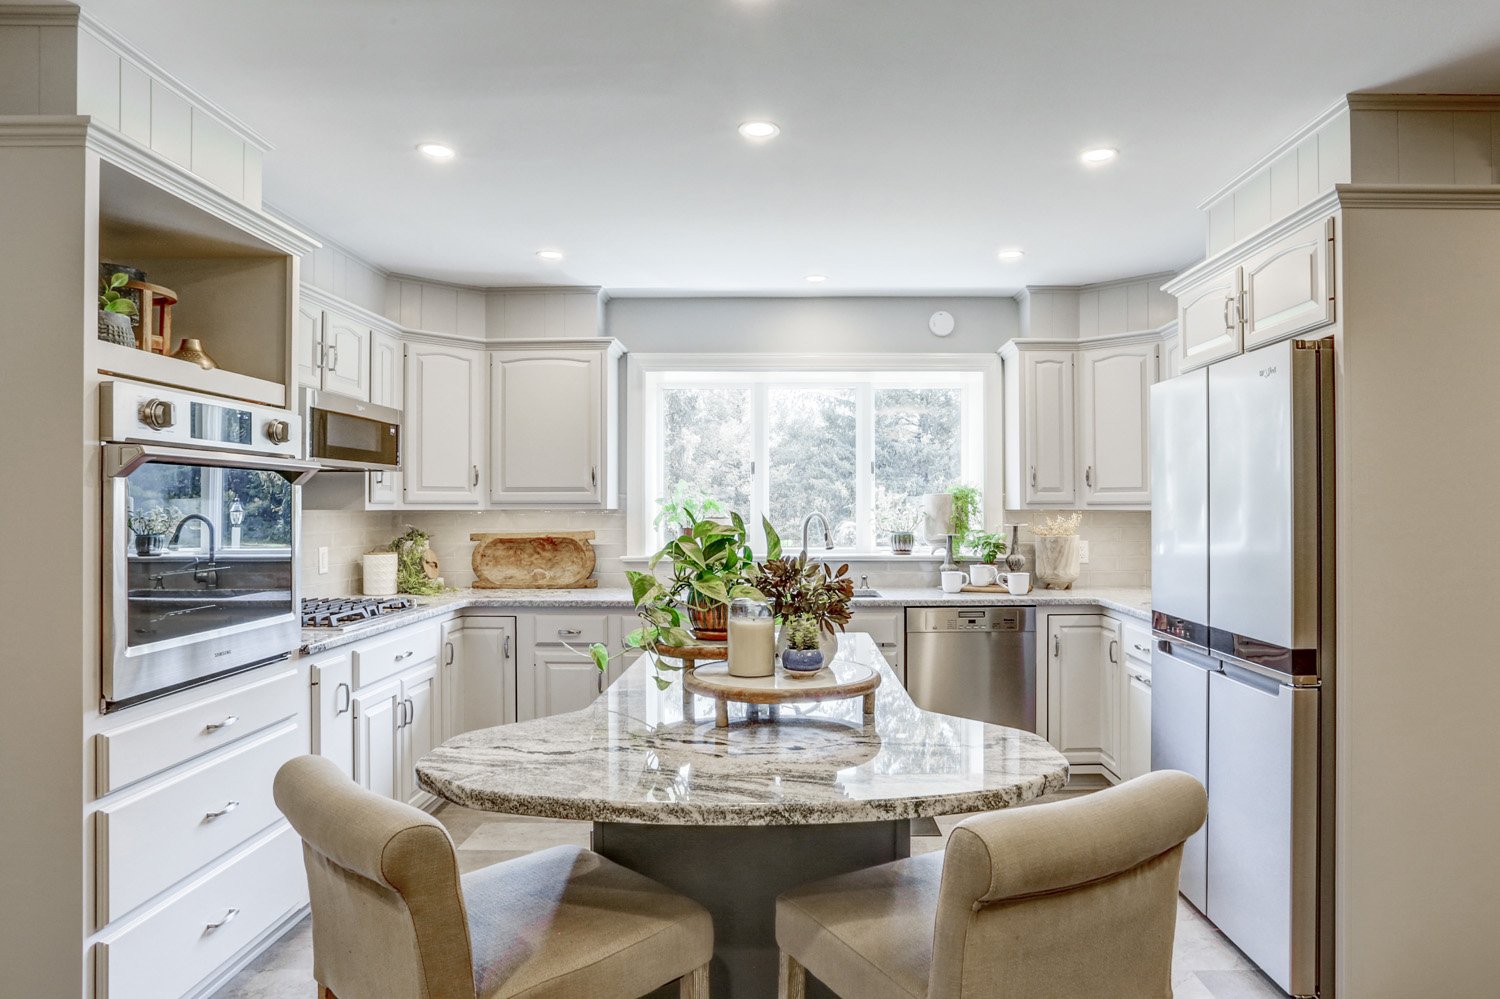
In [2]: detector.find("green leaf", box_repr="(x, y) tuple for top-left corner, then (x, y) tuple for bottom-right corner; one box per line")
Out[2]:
(653, 676), (672, 691)
(763, 516), (783, 560)
(109, 272), (129, 289)
(675, 538), (706, 569)
(627, 570), (661, 605)
(729, 582), (767, 602)
(694, 576), (730, 605)
(659, 626), (695, 647)
(589, 643), (610, 672)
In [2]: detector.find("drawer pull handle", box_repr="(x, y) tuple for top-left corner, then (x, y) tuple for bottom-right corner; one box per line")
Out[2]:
(205, 908), (240, 932)
(335, 682), (352, 716)
(395, 650), (415, 662)
(557, 628), (582, 638)
(1133, 643), (1150, 655)
(204, 715), (238, 733)
(204, 801), (240, 821)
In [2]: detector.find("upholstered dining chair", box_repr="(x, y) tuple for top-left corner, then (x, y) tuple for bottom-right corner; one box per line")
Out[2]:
(774, 769), (1207, 999)
(274, 755), (713, 999)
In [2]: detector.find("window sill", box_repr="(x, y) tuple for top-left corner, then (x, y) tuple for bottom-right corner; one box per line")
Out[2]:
(620, 550), (954, 567)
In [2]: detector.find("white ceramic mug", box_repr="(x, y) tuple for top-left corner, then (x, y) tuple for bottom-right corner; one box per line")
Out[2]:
(969, 564), (997, 586)
(940, 570), (967, 593)
(1005, 571), (1031, 594)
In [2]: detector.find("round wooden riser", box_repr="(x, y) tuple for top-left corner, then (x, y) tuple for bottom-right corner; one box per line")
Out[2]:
(682, 661), (881, 729)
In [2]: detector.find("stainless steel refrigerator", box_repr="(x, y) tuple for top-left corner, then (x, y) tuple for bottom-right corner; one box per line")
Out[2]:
(1149, 338), (1334, 999)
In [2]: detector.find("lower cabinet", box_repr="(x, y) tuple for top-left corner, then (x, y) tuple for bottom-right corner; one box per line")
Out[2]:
(309, 652), (354, 781)
(1120, 656), (1154, 783)
(352, 661), (441, 806)
(531, 650), (603, 719)
(458, 617), (518, 732)
(846, 608), (904, 683)
(1046, 613), (1123, 777)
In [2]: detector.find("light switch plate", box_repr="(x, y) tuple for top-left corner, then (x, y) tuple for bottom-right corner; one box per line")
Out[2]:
(318, 547), (329, 574)
(1079, 540), (1090, 564)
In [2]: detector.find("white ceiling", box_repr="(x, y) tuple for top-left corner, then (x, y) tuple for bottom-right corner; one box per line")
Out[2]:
(78, 0), (1500, 295)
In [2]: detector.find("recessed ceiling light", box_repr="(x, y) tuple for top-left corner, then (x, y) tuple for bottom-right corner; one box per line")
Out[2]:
(738, 120), (781, 140)
(805, 274), (828, 283)
(416, 142), (456, 161)
(536, 249), (564, 262)
(997, 249), (1025, 263)
(1080, 146), (1118, 165)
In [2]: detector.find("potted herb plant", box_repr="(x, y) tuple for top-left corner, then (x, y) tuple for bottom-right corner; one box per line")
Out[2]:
(969, 530), (1008, 566)
(128, 506), (179, 556)
(653, 486), (726, 539)
(98, 272), (139, 347)
(780, 614), (825, 675)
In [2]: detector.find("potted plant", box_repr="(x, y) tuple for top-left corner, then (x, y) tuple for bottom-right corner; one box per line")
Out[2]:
(98, 272), (139, 347)
(780, 614), (825, 675)
(642, 511), (768, 641)
(388, 526), (446, 595)
(654, 486), (725, 540)
(749, 552), (854, 664)
(969, 530), (1008, 566)
(875, 491), (917, 554)
(128, 506), (179, 556)
(947, 484), (982, 553)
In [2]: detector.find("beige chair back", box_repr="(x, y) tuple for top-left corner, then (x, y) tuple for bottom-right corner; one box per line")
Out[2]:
(930, 770), (1207, 998)
(274, 754), (477, 999)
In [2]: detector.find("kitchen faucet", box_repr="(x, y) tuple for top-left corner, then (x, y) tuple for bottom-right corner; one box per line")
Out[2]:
(168, 513), (219, 587)
(800, 512), (834, 558)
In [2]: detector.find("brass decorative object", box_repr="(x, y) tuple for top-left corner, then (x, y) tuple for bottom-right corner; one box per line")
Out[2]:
(169, 338), (218, 369)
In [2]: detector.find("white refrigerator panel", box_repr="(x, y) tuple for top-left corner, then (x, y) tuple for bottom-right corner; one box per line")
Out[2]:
(1149, 370), (1208, 627)
(1207, 342), (1296, 648)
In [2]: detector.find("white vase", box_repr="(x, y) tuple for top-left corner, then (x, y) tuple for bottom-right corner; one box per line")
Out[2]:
(1034, 535), (1081, 589)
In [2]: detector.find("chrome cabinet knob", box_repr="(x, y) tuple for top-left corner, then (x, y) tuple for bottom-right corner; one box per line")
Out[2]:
(265, 419), (292, 444)
(138, 399), (175, 430)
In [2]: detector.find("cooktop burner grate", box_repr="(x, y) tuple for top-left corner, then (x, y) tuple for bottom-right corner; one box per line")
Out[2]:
(301, 596), (415, 628)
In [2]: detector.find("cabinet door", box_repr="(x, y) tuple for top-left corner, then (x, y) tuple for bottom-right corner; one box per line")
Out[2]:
(533, 651), (602, 718)
(398, 663), (439, 804)
(1047, 614), (1120, 775)
(1078, 342), (1156, 506)
(1123, 664), (1153, 782)
(352, 679), (401, 800)
(321, 311), (371, 400)
(1163, 333), (1183, 379)
(439, 620), (462, 741)
(1242, 217), (1335, 350)
(294, 302), (324, 391)
(367, 332), (404, 507)
(459, 619), (517, 731)
(404, 342), (485, 506)
(1177, 268), (1243, 371)
(1021, 350), (1076, 505)
(309, 653), (354, 781)
(489, 350), (602, 505)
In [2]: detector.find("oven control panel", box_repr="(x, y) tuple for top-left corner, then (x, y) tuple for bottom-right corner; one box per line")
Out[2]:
(100, 380), (301, 458)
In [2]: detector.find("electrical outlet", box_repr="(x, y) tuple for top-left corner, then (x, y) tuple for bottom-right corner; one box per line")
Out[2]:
(1078, 540), (1090, 564)
(318, 546), (329, 574)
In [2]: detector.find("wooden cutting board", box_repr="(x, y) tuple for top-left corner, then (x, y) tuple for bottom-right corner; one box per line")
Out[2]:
(470, 531), (598, 589)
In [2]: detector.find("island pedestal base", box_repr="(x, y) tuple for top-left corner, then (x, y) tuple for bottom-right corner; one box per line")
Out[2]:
(593, 819), (913, 999)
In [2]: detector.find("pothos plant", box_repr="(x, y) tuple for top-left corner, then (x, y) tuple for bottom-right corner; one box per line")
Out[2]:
(586, 510), (782, 690)
(99, 272), (138, 318)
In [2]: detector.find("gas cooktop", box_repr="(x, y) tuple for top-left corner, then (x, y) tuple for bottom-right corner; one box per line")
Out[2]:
(301, 596), (415, 628)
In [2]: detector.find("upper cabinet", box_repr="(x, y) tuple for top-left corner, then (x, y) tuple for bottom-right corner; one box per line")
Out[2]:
(1078, 341), (1157, 506)
(367, 331), (404, 507)
(403, 341), (486, 506)
(294, 299), (372, 401)
(1167, 211), (1338, 373)
(1003, 334), (1159, 511)
(489, 342), (621, 507)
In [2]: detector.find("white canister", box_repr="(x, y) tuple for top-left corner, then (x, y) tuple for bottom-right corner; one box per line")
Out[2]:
(362, 551), (398, 596)
(727, 597), (776, 678)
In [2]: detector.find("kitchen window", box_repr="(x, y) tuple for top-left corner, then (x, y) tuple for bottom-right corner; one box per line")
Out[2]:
(634, 358), (990, 553)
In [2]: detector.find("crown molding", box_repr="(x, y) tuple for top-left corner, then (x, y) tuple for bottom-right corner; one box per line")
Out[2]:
(1165, 188), (1342, 294)
(1197, 98), (1350, 211)
(0, 115), (89, 146)
(0, 3), (77, 25)
(1345, 93), (1500, 112)
(1335, 184), (1500, 209)
(999, 326), (1168, 357)
(297, 283), (403, 335)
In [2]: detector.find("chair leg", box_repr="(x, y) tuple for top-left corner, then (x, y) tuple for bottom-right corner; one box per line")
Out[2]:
(679, 962), (710, 998)
(778, 952), (806, 999)
(317, 987), (336, 999)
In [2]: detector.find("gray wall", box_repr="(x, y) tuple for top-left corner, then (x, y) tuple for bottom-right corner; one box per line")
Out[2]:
(606, 296), (1019, 353)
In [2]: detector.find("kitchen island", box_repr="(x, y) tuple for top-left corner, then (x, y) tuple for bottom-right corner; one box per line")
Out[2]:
(417, 632), (1070, 997)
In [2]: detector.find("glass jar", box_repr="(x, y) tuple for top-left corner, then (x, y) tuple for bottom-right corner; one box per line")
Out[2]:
(727, 597), (775, 678)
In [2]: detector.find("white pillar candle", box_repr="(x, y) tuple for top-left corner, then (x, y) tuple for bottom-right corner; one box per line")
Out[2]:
(728, 617), (776, 678)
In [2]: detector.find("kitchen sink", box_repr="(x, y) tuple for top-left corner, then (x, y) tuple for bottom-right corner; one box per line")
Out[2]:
(852, 588), (882, 598)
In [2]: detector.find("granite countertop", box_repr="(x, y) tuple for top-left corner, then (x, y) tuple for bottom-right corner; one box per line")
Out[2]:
(300, 585), (1151, 654)
(415, 633), (1071, 826)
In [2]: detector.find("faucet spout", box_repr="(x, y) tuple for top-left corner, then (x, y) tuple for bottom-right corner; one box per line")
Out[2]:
(799, 512), (834, 558)
(169, 513), (218, 586)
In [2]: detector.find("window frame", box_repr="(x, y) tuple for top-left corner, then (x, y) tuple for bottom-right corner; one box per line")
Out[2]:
(627, 352), (1003, 556)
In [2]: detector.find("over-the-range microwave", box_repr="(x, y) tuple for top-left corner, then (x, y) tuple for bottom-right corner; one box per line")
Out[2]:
(302, 388), (401, 472)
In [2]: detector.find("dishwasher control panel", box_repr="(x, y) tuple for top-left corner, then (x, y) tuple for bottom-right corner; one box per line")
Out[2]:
(904, 606), (1034, 633)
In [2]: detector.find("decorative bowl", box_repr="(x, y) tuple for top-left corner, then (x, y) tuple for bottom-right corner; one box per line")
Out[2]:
(781, 647), (825, 676)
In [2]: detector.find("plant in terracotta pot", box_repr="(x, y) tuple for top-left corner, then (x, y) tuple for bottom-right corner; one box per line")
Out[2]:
(781, 614), (825, 674)
(98, 272), (139, 346)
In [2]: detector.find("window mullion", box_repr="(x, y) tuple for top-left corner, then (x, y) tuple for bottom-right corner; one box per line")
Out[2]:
(752, 381), (770, 552)
(855, 383), (874, 551)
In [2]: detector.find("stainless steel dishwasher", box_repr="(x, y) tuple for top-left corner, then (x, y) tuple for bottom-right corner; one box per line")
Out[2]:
(904, 606), (1036, 731)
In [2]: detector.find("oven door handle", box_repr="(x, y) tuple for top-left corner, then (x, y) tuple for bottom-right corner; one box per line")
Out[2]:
(104, 443), (322, 484)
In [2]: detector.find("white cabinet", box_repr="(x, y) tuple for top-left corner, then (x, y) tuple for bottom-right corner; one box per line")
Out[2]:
(1003, 347), (1076, 507)
(846, 608), (904, 683)
(1120, 659), (1153, 783)
(1046, 613), (1121, 776)
(458, 617), (518, 732)
(1176, 267), (1243, 372)
(295, 298), (372, 400)
(403, 341), (486, 505)
(1242, 217), (1335, 350)
(1078, 341), (1157, 506)
(488, 342), (621, 507)
(532, 651), (603, 718)
(439, 619), (463, 738)
(397, 662), (439, 804)
(309, 652), (354, 781)
(368, 330), (404, 507)
(352, 677), (401, 800)
(1162, 330), (1184, 379)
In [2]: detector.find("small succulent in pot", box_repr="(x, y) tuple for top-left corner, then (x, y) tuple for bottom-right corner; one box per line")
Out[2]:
(781, 614), (825, 673)
(128, 505), (180, 556)
(98, 272), (139, 346)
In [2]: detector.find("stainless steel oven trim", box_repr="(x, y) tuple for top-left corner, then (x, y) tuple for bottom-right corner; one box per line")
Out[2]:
(302, 388), (402, 472)
(102, 443), (313, 710)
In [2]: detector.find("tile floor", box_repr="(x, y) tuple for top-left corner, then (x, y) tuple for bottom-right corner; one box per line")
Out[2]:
(213, 786), (1284, 999)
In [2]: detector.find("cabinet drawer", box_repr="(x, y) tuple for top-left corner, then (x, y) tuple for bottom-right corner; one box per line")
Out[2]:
(95, 823), (306, 999)
(1121, 619), (1153, 665)
(96, 722), (302, 926)
(535, 613), (607, 646)
(95, 667), (300, 795)
(352, 621), (440, 688)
